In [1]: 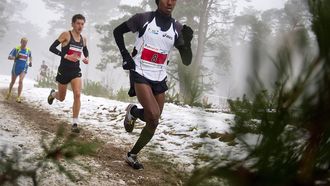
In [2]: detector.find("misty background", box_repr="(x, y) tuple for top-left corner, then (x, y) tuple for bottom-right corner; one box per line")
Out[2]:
(1, 0), (306, 107)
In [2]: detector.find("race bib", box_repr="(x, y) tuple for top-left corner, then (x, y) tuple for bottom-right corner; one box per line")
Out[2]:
(141, 45), (168, 65)
(18, 53), (28, 61)
(67, 44), (82, 62)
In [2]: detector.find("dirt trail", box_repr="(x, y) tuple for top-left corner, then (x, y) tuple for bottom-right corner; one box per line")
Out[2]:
(0, 89), (186, 186)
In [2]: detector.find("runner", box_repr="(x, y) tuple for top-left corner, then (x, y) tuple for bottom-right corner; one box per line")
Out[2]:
(6, 37), (33, 103)
(39, 60), (48, 80)
(48, 14), (89, 133)
(113, 0), (193, 170)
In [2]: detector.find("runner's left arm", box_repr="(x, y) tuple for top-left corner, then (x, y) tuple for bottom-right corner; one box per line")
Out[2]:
(175, 24), (193, 66)
(29, 51), (32, 67)
(82, 37), (89, 64)
(83, 37), (89, 58)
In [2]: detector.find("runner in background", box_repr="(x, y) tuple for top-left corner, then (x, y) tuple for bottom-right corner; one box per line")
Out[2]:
(48, 14), (89, 133)
(6, 37), (33, 103)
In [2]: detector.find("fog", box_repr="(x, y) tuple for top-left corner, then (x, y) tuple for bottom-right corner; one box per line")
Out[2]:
(1, 0), (305, 106)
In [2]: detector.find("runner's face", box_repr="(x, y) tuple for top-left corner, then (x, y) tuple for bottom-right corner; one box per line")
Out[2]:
(158, 0), (176, 15)
(72, 19), (85, 33)
(21, 40), (27, 48)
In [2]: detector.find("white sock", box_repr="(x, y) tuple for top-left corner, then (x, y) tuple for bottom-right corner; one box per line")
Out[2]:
(72, 118), (79, 124)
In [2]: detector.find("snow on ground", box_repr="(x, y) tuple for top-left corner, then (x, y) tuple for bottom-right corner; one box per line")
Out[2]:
(0, 75), (240, 170)
(0, 86), (129, 185)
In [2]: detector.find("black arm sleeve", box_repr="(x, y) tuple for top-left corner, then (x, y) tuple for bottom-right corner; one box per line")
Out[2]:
(113, 22), (132, 56)
(177, 45), (193, 66)
(49, 40), (64, 57)
(83, 46), (89, 57)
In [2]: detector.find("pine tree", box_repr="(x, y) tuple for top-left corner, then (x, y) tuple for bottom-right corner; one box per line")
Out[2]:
(187, 0), (330, 185)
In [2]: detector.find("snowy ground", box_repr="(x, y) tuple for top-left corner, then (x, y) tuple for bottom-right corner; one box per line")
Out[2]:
(0, 75), (240, 171)
(0, 84), (130, 185)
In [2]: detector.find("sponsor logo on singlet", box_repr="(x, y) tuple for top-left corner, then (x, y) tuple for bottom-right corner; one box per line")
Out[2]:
(162, 33), (173, 41)
(148, 28), (159, 35)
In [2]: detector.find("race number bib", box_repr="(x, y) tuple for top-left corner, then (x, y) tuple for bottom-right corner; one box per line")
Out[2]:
(141, 45), (168, 65)
(18, 53), (28, 61)
(67, 44), (82, 62)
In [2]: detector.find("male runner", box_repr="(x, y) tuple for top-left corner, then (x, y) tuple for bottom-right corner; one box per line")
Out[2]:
(6, 37), (32, 103)
(114, 0), (193, 169)
(48, 14), (89, 133)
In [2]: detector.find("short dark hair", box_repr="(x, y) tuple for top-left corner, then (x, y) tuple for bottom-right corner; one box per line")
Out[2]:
(155, 0), (159, 6)
(72, 14), (86, 23)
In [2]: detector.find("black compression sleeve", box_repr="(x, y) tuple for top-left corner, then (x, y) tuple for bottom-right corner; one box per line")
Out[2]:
(177, 45), (193, 66)
(49, 40), (63, 57)
(113, 22), (131, 56)
(83, 46), (89, 57)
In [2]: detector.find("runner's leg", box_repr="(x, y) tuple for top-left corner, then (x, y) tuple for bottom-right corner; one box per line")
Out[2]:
(8, 74), (17, 94)
(53, 83), (67, 102)
(155, 92), (165, 116)
(130, 83), (161, 155)
(71, 77), (82, 120)
(17, 72), (26, 98)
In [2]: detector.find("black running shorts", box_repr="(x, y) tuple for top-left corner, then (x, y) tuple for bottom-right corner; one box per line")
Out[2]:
(128, 70), (168, 97)
(56, 68), (82, 85)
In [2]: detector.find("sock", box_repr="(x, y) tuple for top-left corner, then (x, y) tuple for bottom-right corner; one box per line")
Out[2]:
(130, 127), (155, 154)
(72, 118), (79, 124)
(51, 92), (56, 98)
(130, 106), (145, 122)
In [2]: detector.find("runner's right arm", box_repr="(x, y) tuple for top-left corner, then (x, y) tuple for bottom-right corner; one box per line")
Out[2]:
(113, 13), (149, 70)
(49, 32), (78, 62)
(8, 48), (16, 60)
(113, 22), (136, 70)
(49, 32), (68, 57)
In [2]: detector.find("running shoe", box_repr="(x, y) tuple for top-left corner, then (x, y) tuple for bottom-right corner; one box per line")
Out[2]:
(124, 104), (137, 133)
(48, 89), (55, 105)
(126, 152), (144, 170)
(16, 97), (22, 103)
(71, 123), (80, 133)
(5, 92), (11, 100)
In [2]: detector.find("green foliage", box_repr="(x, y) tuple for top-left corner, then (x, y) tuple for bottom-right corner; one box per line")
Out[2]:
(227, 87), (286, 134)
(0, 125), (99, 185)
(34, 70), (57, 89)
(187, 0), (330, 185)
(165, 80), (180, 104)
(110, 87), (135, 103)
(82, 79), (111, 98)
(83, 81), (135, 102)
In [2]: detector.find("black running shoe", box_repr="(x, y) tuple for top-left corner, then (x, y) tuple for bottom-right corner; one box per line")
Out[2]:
(124, 104), (137, 133)
(71, 123), (80, 133)
(126, 152), (144, 170)
(48, 89), (55, 105)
